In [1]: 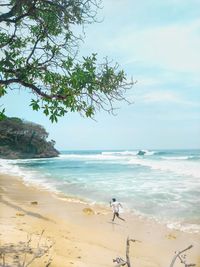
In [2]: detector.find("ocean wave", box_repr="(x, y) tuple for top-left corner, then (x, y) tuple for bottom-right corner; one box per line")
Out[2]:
(130, 208), (200, 234)
(167, 222), (200, 234)
(59, 153), (125, 161)
(161, 155), (200, 160)
(101, 151), (138, 156)
(188, 155), (200, 160)
(1, 151), (200, 233)
(128, 158), (200, 178)
(0, 159), (25, 177)
(0, 159), (63, 195)
(138, 150), (156, 156)
(161, 156), (189, 160)
(102, 150), (156, 156)
(59, 150), (157, 161)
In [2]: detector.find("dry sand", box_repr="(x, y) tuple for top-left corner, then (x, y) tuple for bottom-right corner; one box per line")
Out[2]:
(0, 173), (200, 267)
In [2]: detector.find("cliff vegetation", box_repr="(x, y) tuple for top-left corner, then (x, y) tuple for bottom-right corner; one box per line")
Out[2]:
(0, 117), (59, 159)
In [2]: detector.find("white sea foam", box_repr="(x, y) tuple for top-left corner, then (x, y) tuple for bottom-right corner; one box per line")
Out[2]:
(59, 153), (127, 161)
(130, 208), (200, 234)
(143, 150), (155, 156)
(0, 159), (59, 193)
(102, 150), (156, 156)
(59, 150), (156, 161)
(128, 158), (200, 178)
(167, 222), (200, 233)
(161, 156), (189, 160)
(0, 159), (24, 177)
(101, 151), (138, 156)
(1, 151), (200, 233)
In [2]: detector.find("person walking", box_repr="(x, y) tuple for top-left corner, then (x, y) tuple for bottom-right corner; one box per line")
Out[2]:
(110, 198), (125, 222)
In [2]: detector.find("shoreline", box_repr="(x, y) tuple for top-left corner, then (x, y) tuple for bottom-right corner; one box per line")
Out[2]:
(2, 168), (200, 235)
(1, 152), (200, 236)
(0, 173), (200, 267)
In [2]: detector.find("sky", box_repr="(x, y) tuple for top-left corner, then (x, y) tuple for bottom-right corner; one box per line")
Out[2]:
(1, 0), (200, 150)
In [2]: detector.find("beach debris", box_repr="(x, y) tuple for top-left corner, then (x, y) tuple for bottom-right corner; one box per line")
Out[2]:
(113, 257), (127, 266)
(166, 233), (176, 240)
(82, 207), (95, 215)
(16, 212), (25, 216)
(115, 238), (196, 267)
(113, 237), (141, 267)
(0, 230), (54, 267)
(30, 201), (38, 205)
(169, 245), (196, 267)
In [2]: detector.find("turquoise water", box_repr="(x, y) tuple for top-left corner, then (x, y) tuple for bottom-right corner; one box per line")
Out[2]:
(0, 149), (200, 232)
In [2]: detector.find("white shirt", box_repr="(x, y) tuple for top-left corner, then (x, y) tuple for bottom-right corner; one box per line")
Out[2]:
(111, 201), (121, 213)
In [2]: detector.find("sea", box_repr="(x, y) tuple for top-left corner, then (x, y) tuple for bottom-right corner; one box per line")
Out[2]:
(0, 149), (200, 233)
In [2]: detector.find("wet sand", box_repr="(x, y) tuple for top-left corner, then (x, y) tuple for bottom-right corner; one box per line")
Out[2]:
(0, 174), (200, 267)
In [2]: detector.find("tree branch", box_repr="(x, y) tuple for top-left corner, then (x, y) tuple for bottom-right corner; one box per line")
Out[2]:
(0, 1), (37, 23)
(0, 3), (18, 22)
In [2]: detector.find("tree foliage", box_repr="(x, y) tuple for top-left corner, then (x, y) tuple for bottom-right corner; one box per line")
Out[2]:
(0, 0), (133, 122)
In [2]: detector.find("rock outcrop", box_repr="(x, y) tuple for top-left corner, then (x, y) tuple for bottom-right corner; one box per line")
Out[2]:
(0, 117), (59, 159)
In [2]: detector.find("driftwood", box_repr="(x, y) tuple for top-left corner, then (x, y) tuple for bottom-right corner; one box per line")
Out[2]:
(0, 230), (54, 267)
(169, 245), (196, 267)
(113, 237), (141, 267)
(113, 238), (195, 267)
(113, 257), (127, 267)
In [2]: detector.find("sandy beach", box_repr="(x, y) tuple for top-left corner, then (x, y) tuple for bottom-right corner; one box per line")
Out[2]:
(0, 173), (199, 267)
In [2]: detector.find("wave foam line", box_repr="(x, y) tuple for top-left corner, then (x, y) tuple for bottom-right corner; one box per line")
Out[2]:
(128, 158), (200, 178)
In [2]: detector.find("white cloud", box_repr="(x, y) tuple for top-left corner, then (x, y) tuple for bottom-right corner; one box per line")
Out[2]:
(138, 90), (200, 106)
(106, 19), (200, 74)
(135, 77), (162, 87)
(141, 91), (181, 103)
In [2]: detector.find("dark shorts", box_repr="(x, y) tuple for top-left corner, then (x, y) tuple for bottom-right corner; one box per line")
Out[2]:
(114, 212), (119, 216)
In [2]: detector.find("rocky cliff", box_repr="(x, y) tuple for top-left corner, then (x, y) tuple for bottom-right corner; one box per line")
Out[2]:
(0, 117), (59, 159)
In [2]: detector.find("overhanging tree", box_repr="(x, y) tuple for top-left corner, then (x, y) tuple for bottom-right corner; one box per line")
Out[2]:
(0, 0), (133, 122)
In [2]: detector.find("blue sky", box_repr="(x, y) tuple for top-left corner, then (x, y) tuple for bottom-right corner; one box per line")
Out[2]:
(1, 0), (200, 150)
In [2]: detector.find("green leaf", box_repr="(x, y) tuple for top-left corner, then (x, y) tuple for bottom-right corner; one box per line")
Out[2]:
(0, 108), (7, 121)
(43, 108), (49, 116)
(0, 1), (132, 123)
(30, 99), (40, 111)
(0, 86), (6, 97)
(85, 106), (94, 117)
